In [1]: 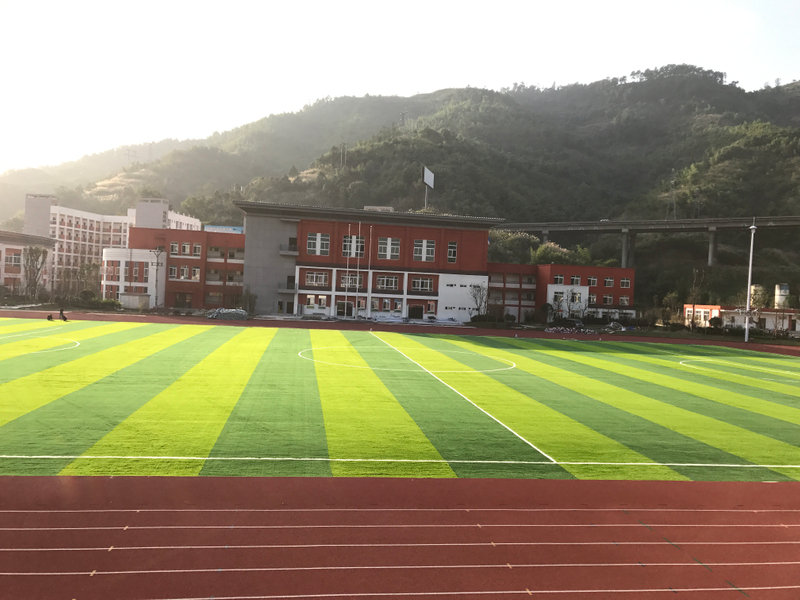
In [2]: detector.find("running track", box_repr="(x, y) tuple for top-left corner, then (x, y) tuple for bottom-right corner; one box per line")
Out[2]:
(1, 477), (799, 599)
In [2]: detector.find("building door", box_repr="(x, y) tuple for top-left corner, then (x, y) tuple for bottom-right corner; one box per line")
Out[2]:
(408, 304), (424, 319)
(336, 301), (353, 317)
(175, 293), (192, 308)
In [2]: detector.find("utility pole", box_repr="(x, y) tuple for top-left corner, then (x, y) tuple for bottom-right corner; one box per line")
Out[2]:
(151, 246), (164, 309)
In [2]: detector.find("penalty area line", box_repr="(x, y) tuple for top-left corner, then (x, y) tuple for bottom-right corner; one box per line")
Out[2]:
(368, 331), (557, 463)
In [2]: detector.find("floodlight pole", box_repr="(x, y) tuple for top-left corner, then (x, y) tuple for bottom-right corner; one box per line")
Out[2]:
(151, 246), (164, 309)
(744, 221), (757, 343)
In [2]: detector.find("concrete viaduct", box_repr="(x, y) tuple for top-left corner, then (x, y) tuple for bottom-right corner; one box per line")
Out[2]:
(500, 216), (800, 268)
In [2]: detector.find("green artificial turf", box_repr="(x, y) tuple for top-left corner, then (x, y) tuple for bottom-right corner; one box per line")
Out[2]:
(0, 319), (799, 480)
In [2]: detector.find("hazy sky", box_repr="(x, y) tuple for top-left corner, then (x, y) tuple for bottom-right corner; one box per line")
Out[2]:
(1, 0), (798, 175)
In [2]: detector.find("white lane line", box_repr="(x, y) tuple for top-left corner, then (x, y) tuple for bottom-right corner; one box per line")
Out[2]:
(0, 327), (63, 341)
(4, 541), (800, 552)
(4, 560), (800, 576)
(1, 454), (799, 469)
(370, 332), (556, 462)
(4, 523), (800, 531)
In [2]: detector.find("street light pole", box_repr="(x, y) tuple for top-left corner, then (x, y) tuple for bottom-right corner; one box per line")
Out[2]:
(150, 246), (164, 309)
(744, 221), (757, 343)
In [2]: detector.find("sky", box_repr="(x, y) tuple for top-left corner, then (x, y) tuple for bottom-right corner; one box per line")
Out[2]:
(1, 0), (798, 175)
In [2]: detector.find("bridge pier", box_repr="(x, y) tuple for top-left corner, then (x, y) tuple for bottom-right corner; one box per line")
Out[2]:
(621, 231), (636, 268)
(541, 229), (549, 244)
(708, 227), (717, 266)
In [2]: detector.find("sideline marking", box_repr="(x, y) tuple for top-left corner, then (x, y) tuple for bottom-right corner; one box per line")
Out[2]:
(1, 454), (799, 469)
(369, 332), (556, 462)
(679, 357), (800, 381)
(0, 327), (63, 341)
(297, 346), (516, 373)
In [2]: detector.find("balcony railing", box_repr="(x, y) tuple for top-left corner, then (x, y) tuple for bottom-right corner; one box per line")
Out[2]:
(279, 244), (298, 254)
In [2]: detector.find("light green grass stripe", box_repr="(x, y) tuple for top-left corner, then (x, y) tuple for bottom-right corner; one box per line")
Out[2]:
(0, 321), (140, 361)
(0, 320), (74, 338)
(0, 324), (202, 428)
(377, 332), (682, 481)
(61, 328), (275, 477)
(502, 338), (800, 479)
(311, 330), (454, 478)
(564, 341), (800, 424)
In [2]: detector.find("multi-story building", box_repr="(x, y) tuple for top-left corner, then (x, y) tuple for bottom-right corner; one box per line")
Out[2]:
(102, 227), (245, 309)
(24, 194), (200, 295)
(235, 202), (502, 320)
(0, 230), (55, 297)
(487, 263), (636, 322)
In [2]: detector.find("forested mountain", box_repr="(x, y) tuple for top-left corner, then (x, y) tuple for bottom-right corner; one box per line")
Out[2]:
(2, 64), (799, 307)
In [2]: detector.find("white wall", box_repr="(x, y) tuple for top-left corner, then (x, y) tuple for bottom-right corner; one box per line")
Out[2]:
(438, 273), (488, 322)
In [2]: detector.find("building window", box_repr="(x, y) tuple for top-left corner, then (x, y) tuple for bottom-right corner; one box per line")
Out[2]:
(604, 277), (614, 287)
(394, 300), (402, 311)
(383, 298), (391, 311)
(193, 244), (202, 257)
(588, 293), (597, 304)
(378, 238), (400, 260)
(413, 239), (435, 262)
(587, 276), (598, 286)
(553, 291), (564, 302)
(124, 266), (129, 279)
(170, 242), (179, 255)
(411, 277), (433, 292)
(554, 274), (564, 284)
(169, 266), (177, 279)
(182, 242), (190, 255)
(603, 294), (613, 305)
(306, 233), (330, 256)
(376, 275), (398, 290)
(180, 266), (189, 279)
(620, 295), (630, 306)
(447, 242), (457, 263)
(571, 292), (581, 303)
(192, 267), (200, 281)
(208, 246), (223, 258)
(133, 266), (139, 278)
(340, 273), (363, 289)
(205, 292), (223, 304)
(371, 299), (379, 310)
(306, 296), (315, 307)
(4, 253), (20, 266)
(342, 235), (365, 259)
(620, 278), (631, 288)
(570, 275), (580, 285)
(305, 272), (329, 286)
(318, 296), (327, 308)
(427, 302), (436, 313)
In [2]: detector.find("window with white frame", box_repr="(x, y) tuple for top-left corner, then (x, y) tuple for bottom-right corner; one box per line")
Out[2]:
(411, 277), (433, 292)
(394, 300), (402, 311)
(170, 242), (179, 255)
(193, 244), (202, 257)
(180, 266), (189, 279)
(587, 276), (598, 286)
(620, 295), (630, 306)
(133, 266), (139, 278)
(603, 294), (613, 305)
(427, 302), (436, 313)
(318, 296), (327, 308)
(124, 266), (129, 279)
(620, 278), (631, 288)
(306, 295), (315, 307)
(340, 273), (363, 289)
(554, 274), (564, 284)
(382, 298), (391, 311)
(305, 272), (329, 286)
(571, 291), (581, 303)
(570, 275), (580, 285)
(4, 253), (20, 266)
(342, 235), (365, 258)
(377, 237), (400, 260)
(143, 265), (149, 283)
(447, 241), (457, 263)
(553, 291), (564, 302)
(182, 242), (190, 255)
(192, 267), (200, 281)
(604, 277), (614, 287)
(588, 293), (597, 304)
(307, 233), (330, 256)
(169, 266), (177, 279)
(376, 275), (398, 290)
(371, 299), (379, 310)
(413, 239), (435, 262)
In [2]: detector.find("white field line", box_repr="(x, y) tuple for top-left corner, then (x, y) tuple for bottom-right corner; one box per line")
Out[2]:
(679, 357), (800, 379)
(4, 560), (800, 577)
(30, 337), (80, 353)
(0, 327), (62, 341)
(4, 523), (800, 532)
(4, 540), (800, 552)
(368, 332), (556, 462)
(1, 454), (799, 469)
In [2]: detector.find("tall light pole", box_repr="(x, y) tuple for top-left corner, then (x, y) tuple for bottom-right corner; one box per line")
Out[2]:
(150, 246), (164, 309)
(744, 221), (757, 343)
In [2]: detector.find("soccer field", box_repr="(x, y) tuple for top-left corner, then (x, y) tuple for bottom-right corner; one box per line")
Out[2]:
(1, 317), (800, 481)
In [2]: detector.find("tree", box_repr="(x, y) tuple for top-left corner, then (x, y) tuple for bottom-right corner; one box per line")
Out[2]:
(468, 282), (488, 317)
(77, 262), (101, 297)
(488, 229), (539, 264)
(22, 246), (48, 300)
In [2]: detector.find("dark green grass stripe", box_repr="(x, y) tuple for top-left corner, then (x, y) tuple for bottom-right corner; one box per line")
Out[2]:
(341, 331), (572, 479)
(201, 329), (331, 477)
(444, 335), (792, 482)
(558, 340), (800, 413)
(0, 326), (240, 476)
(0, 323), (176, 385)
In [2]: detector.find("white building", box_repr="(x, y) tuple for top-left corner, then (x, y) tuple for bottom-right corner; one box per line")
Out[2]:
(100, 248), (168, 309)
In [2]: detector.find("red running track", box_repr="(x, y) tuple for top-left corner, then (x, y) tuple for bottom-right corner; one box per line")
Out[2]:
(1, 477), (799, 599)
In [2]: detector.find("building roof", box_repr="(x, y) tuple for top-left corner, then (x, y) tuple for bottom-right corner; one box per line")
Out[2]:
(234, 201), (504, 230)
(0, 229), (56, 248)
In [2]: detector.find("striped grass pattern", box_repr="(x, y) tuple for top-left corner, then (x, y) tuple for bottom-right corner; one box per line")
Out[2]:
(1, 317), (799, 481)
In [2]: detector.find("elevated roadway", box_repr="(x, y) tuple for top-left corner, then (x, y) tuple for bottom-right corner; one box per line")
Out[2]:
(501, 216), (800, 267)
